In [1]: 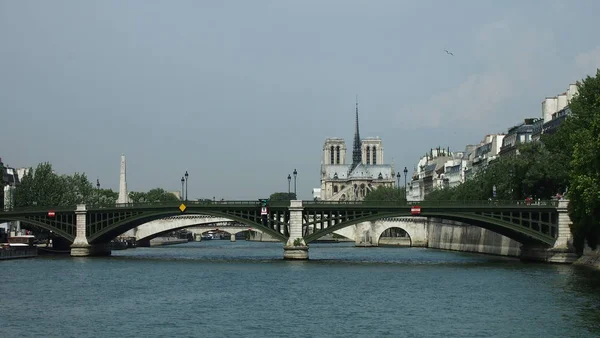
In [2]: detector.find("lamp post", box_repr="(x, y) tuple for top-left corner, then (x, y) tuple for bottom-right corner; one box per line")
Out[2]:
(180, 176), (185, 201)
(287, 174), (291, 195)
(184, 170), (189, 201)
(403, 167), (408, 200)
(96, 178), (100, 205)
(293, 169), (297, 197)
(396, 172), (400, 188)
(8, 183), (12, 211)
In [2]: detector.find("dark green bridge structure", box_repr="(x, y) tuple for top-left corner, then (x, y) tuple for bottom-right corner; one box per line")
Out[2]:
(0, 199), (576, 262)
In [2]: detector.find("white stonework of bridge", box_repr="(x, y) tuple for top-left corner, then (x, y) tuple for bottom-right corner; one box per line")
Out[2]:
(123, 215), (264, 242)
(332, 217), (428, 247)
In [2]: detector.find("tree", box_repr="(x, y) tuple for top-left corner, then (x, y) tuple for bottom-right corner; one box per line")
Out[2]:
(564, 70), (600, 249)
(96, 188), (118, 205)
(128, 188), (180, 203)
(14, 163), (64, 207)
(13, 162), (118, 207)
(363, 186), (406, 204)
(269, 192), (297, 201)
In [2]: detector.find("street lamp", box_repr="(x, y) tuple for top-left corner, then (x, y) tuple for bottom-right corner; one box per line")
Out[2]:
(96, 178), (100, 205)
(403, 167), (408, 200)
(8, 183), (12, 211)
(396, 172), (400, 188)
(287, 174), (291, 195)
(181, 176), (185, 201)
(293, 169), (297, 197)
(184, 170), (189, 201)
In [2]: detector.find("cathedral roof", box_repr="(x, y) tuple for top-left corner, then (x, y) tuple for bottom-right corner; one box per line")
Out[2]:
(322, 163), (394, 180)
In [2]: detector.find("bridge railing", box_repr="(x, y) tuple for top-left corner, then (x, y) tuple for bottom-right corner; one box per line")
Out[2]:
(105, 200), (289, 209)
(1, 199), (559, 213)
(303, 200), (559, 207)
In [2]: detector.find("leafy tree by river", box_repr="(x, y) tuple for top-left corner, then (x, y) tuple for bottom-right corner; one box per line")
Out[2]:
(562, 70), (600, 249)
(363, 186), (406, 204)
(425, 141), (570, 202)
(269, 192), (297, 201)
(128, 188), (180, 203)
(14, 162), (96, 207)
(14, 162), (178, 206)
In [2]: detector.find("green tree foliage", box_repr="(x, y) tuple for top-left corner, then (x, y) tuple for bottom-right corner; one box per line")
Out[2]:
(14, 162), (99, 207)
(363, 186), (406, 204)
(564, 70), (600, 249)
(269, 192), (297, 201)
(96, 188), (118, 205)
(128, 188), (180, 203)
(425, 141), (570, 202)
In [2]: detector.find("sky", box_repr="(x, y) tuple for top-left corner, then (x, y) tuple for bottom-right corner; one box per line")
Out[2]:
(2, 0), (600, 200)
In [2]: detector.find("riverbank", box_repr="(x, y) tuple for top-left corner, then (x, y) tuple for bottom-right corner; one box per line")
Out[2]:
(149, 237), (188, 247)
(573, 243), (600, 269)
(0, 246), (37, 260)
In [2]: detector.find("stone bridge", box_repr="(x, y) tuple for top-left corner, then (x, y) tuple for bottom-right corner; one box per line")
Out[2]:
(124, 214), (265, 244)
(123, 215), (261, 240)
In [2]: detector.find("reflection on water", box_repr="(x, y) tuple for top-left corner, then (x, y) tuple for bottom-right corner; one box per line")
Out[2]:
(2, 241), (600, 338)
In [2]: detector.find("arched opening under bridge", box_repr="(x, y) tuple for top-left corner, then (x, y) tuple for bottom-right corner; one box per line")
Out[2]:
(378, 227), (411, 247)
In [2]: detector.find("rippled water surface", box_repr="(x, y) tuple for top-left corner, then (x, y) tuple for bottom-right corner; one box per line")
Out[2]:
(3, 241), (600, 338)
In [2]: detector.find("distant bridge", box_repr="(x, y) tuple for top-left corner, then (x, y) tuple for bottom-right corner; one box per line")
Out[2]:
(127, 215), (264, 243)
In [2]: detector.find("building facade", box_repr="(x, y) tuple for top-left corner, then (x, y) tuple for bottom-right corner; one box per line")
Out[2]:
(406, 81), (579, 201)
(499, 119), (535, 157)
(318, 102), (395, 201)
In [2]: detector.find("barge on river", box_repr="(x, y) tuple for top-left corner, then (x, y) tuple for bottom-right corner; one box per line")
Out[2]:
(0, 235), (38, 260)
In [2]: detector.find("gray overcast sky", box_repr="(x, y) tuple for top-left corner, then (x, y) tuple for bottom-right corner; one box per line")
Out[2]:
(2, 0), (600, 200)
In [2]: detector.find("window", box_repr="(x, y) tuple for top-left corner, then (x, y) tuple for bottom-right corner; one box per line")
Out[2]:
(336, 146), (340, 164)
(333, 185), (338, 193)
(366, 146), (371, 164)
(372, 146), (377, 164)
(330, 146), (335, 164)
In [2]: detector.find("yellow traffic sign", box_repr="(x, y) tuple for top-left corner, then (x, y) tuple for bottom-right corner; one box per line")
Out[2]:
(179, 203), (187, 212)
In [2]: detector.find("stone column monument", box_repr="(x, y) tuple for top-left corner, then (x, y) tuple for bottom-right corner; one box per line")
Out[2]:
(117, 154), (130, 204)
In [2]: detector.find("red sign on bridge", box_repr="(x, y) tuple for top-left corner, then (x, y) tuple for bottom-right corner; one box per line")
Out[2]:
(410, 206), (421, 215)
(48, 210), (56, 217)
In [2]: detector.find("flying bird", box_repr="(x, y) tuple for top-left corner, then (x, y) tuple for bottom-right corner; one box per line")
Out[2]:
(444, 50), (454, 56)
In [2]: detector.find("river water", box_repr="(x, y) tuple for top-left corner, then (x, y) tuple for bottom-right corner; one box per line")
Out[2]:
(2, 241), (600, 338)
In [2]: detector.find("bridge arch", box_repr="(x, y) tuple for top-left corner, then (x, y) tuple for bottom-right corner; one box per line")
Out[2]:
(0, 215), (75, 242)
(371, 218), (428, 247)
(129, 215), (265, 242)
(331, 217), (428, 247)
(87, 210), (287, 244)
(304, 211), (555, 247)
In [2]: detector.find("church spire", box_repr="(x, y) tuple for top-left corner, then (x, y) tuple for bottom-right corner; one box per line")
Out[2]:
(350, 95), (362, 172)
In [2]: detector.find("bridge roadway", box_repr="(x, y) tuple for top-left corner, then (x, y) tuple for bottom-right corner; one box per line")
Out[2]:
(0, 199), (577, 262)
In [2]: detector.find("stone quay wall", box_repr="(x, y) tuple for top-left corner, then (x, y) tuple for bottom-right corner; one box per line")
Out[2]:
(427, 218), (521, 257)
(573, 240), (600, 269)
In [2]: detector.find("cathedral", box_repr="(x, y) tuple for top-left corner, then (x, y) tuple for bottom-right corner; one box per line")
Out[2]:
(317, 102), (395, 201)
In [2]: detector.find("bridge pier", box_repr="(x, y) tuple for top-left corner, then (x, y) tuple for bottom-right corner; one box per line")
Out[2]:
(283, 200), (308, 260)
(230, 234), (236, 242)
(70, 204), (111, 257)
(520, 200), (578, 264)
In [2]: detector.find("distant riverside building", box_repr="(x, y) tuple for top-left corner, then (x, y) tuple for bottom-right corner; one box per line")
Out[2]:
(407, 147), (467, 201)
(532, 84), (578, 141)
(499, 119), (536, 157)
(317, 102), (395, 201)
(0, 157), (5, 211)
(1, 158), (29, 234)
(406, 81), (580, 200)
